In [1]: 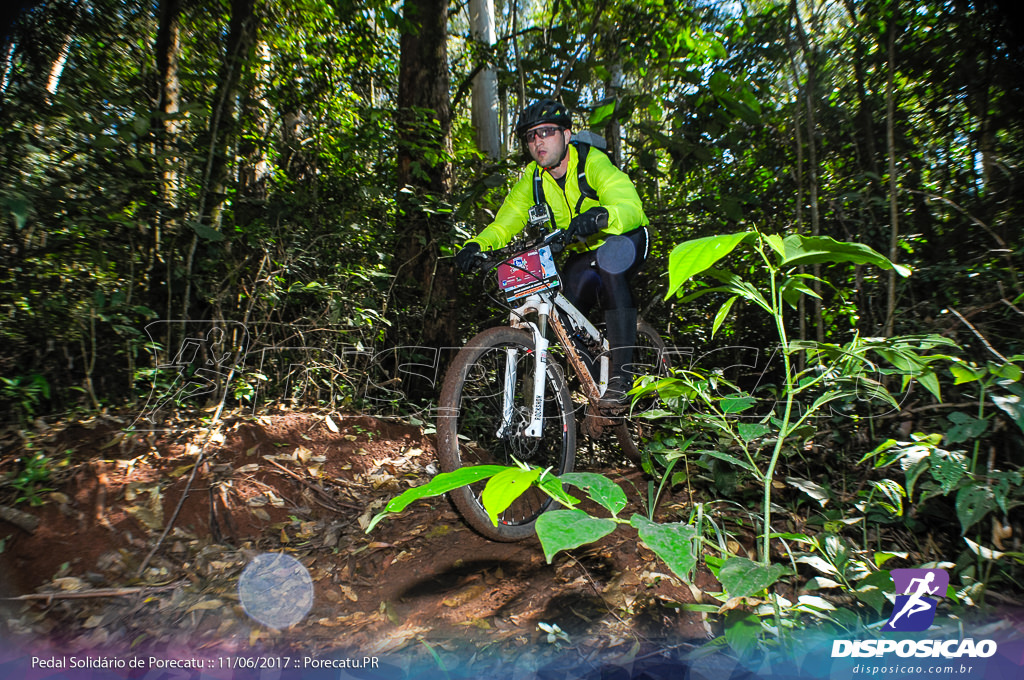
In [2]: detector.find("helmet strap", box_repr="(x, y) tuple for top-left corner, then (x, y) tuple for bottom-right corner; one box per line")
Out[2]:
(557, 133), (570, 164)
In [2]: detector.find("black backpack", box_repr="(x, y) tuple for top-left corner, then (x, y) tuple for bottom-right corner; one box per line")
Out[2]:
(531, 132), (610, 227)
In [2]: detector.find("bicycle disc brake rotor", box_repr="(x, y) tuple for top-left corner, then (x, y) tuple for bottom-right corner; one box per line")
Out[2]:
(498, 406), (543, 461)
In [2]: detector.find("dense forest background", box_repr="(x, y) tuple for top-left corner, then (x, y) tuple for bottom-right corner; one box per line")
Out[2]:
(3, 0), (1024, 661)
(2, 0), (1022, 418)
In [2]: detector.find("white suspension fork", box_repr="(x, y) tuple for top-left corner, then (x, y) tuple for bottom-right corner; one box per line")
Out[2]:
(524, 329), (549, 438)
(498, 296), (551, 439)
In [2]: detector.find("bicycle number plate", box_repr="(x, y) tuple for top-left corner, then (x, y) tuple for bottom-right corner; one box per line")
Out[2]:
(497, 246), (560, 302)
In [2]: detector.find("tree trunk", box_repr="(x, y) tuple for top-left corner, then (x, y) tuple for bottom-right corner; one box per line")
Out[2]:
(393, 0), (455, 350)
(469, 0), (501, 159)
(788, 47), (806, 349)
(511, 0), (526, 105)
(183, 0), (257, 319)
(42, 0), (82, 103)
(237, 39), (272, 229)
(884, 13), (900, 337)
(196, 0), (257, 231)
(44, 32), (72, 101)
(792, 0), (824, 343)
(842, 0), (881, 179)
(153, 0), (183, 322)
(605, 63), (623, 167)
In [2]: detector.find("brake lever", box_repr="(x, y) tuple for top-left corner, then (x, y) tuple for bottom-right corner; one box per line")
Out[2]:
(547, 226), (575, 253)
(470, 252), (491, 274)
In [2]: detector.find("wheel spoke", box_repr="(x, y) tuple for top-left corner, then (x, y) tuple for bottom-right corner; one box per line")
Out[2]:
(437, 328), (576, 541)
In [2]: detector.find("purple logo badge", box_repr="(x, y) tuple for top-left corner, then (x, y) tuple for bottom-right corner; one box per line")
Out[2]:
(883, 569), (949, 632)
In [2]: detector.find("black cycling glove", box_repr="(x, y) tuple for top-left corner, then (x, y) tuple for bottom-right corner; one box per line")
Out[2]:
(455, 242), (484, 273)
(569, 207), (609, 237)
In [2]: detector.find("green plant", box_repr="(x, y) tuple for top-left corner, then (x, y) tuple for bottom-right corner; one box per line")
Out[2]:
(0, 373), (50, 425)
(637, 433), (696, 520)
(658, 231), (960, 565)
(369, 230), (985, 661)
(366, 461), (702, 583)
(8, 451), (55, 506)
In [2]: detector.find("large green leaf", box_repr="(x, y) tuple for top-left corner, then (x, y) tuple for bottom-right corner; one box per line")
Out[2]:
(712, 296), (738, 337)
(950, 362), (986, 385)
(721, 394), (756, 414)
(481, 466), (543, 526)
(717, 557), (790, 598)
(780, 235), (910, 276)
(694, 448), (758, 474)
(724, 610), (762, 657)
(779, 274), (823, 309)
(737, 422), (771, 442)
(3, 195), (30, 230)
(665, 232), (753, 299)
(630, 515), (698, 580)
(868, 479), (905, 516)
(956, 484), (996, 535)
(364, 465), (506, 532)
(589, 101), (616, 127)
(536, 473), (580, 509)
(681, 270), (772, 313)
(536, 510), (617, 563)
(854, 570), (893, 614)
(560, 472), (627, 516)
(930, 450), (969, 495)
(989, 362), (1022, 382)
(945, 411), (988, 445)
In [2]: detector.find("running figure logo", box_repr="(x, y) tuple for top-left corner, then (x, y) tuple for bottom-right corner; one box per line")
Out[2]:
(884, 568), (949, 632)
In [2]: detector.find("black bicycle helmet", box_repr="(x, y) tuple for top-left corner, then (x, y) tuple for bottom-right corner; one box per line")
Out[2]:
(515, 99), (572, 138)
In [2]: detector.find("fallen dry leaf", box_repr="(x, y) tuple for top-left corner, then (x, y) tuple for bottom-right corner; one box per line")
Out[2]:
(187, 599), (224, 613)
(82, 615), (105, 629)
(442, 584), (487, 608)
(456, 618), (492, 629)
(51, 577), (85, 591)
(363, 626), (430, 655)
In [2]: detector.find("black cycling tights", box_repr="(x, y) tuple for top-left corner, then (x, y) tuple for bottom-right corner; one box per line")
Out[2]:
(561, 226), (649, 316)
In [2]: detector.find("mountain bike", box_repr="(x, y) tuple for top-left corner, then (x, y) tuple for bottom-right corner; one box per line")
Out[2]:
(437, 226), (669, 541)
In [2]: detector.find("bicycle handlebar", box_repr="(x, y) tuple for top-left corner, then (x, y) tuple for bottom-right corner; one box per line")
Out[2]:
(469, 226), (576, 273)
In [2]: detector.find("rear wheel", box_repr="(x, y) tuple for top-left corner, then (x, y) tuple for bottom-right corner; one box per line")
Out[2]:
(437, 326), (576, 541)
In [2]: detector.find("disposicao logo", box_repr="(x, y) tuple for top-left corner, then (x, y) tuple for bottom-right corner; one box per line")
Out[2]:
(830, 568), (998, 659)
(883, 568), (948, 632)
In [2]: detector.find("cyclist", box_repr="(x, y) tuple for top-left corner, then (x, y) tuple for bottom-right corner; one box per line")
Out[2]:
(455, 98), (650, 409)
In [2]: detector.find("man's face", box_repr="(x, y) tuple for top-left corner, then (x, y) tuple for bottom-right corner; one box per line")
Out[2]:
(525, 124), (570, 169)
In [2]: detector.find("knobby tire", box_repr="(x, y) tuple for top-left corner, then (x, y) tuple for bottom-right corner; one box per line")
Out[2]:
(437, 326), (576, 541)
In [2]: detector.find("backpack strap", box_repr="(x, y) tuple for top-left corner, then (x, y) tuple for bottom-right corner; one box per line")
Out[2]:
(532, 166), (556, 229)
(574, 142), (598, 215)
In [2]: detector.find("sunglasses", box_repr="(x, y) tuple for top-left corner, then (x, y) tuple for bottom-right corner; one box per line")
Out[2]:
(524, 126), (563, 143)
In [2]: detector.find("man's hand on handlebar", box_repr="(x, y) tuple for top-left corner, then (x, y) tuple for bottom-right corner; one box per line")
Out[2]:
(568, 207), (609, 238)
(455, 242), (488, 273)
(456, 226), (579, 274)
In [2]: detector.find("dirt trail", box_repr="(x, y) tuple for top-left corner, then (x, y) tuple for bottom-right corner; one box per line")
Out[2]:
(0, 411), (715, 671)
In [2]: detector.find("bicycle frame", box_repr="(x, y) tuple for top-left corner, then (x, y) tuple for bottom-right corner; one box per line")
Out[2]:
(501, 289), (609, 439)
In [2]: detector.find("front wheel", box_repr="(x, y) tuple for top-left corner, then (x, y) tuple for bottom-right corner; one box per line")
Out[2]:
(437, 326), (577, 541)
